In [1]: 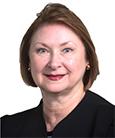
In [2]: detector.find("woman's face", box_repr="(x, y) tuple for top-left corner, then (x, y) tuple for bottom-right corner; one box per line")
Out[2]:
(29, 24), (88, 93)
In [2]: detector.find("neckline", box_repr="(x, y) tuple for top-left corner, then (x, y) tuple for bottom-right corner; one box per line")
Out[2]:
(47, 131), (53, 136)
(42, 90), (90, 133)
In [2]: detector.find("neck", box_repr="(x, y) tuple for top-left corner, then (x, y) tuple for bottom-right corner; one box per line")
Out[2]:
(42, 84), (85, 132)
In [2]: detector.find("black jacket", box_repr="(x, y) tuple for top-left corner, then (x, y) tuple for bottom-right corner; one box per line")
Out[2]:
(1, 90), (115, 137)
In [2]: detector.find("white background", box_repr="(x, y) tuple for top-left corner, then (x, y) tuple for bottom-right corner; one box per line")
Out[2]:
(0, 0), (115, 117)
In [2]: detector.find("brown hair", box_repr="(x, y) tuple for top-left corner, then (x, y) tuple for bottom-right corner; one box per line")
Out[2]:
(20, 3), (99, 91)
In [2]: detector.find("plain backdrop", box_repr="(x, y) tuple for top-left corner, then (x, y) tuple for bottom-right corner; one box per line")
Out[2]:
(0, 0), (115, 117)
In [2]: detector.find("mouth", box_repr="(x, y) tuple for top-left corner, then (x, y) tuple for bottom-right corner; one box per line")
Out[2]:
(44, 74), (66, 81)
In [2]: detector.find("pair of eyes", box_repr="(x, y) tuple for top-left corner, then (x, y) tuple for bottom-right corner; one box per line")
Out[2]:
(36, 47), (74, 54)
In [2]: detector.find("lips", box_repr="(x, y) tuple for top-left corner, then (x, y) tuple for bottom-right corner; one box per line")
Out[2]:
(45, 74), (65, 81)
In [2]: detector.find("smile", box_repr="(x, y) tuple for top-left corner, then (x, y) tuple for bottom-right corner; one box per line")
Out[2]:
(45, 74), (66, 81)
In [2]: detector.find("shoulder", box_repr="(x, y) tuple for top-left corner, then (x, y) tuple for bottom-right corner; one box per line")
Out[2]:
(1, 101), (43, 137)
(85, 90), (114, 117)
(79, 90), (115, 137)
(84, 90), (114, 121)
(78, 90), (115, 120)
(1, 102), (42, 122)
(86, 90), (114, 107)
(85, 90), (115, 136)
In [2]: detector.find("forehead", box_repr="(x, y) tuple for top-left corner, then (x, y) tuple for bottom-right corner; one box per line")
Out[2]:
(31, 23), (84, 48)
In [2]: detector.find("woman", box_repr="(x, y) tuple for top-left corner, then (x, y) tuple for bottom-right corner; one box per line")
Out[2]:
(1, 3), (114, 137)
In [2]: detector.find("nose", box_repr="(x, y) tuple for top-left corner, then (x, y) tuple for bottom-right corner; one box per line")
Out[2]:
(47, 53), (62, 70)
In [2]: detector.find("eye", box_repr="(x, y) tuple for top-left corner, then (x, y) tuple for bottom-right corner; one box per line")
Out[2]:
(36, 48), (48, 54)
(63, 48), (73, 53)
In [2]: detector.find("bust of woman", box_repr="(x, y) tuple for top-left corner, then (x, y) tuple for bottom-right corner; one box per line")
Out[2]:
(1, 3), (114, 138)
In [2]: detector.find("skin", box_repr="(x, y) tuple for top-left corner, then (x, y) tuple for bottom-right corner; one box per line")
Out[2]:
(29, 23), (89, 131)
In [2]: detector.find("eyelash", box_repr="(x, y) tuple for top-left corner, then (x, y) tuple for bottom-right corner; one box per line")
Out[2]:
(62, 48), (74, 53)
(36, 48), (48, 54)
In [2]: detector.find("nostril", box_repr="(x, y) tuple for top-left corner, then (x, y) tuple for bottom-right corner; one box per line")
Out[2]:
(47, 62), (62, 70)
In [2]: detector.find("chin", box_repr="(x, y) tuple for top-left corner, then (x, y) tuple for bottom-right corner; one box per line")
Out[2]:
(42, 85), (68, 94)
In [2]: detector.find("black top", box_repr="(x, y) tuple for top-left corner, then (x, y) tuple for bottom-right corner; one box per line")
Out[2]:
(1, 90), (115, 137)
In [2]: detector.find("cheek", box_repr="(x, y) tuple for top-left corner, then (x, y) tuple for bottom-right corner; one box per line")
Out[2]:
(30, 56), (48, 73)
(64, 56), (86, 72)
(63, 58), (76, 73)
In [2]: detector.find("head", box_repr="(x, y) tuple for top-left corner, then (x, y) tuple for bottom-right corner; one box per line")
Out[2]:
(20, 3), (99, 91)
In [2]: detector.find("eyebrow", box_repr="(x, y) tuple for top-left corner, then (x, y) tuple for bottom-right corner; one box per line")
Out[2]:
(31, 41), (77, 48)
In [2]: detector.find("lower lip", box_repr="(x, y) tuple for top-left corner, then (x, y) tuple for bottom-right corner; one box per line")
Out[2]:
(46, 75), (65, 81)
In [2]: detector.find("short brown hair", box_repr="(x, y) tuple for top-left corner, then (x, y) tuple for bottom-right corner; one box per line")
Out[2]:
(20, 3), (99, 91)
